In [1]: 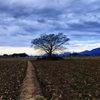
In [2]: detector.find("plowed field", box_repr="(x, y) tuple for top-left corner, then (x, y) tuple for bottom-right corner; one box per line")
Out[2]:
(0, 60), (27, 100)
(31, 58), (100, 100)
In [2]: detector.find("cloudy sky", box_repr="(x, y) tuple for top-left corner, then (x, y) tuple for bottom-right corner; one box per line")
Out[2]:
(0, 0), (100, 55)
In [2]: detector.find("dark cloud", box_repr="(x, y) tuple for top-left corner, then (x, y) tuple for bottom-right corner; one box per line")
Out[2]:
(84, 21), (100, 28)
(0, 0), (63, 20)
(0, 0), (100, 50)
(24, 27), (39, 33)
(37, 18), (46, 23)
(67, 21), (100, 33)
(70, 33), (100, 39)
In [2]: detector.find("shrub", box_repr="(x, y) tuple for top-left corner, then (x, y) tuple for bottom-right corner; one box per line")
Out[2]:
(37, 56), (64, 60)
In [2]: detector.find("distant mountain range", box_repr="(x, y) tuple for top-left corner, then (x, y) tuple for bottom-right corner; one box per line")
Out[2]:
(78, 47), (100, 55)
(0, 47), (100, 58)
(42, 47), (100, 57)
(57, 47), (100, 56)
(59, 52), (71, 56)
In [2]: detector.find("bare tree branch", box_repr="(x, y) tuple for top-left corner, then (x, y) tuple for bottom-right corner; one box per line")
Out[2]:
(31, 33), (70, 56)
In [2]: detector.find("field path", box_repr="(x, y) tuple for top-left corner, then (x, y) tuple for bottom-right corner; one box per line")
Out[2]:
(19, 61), (45, 100)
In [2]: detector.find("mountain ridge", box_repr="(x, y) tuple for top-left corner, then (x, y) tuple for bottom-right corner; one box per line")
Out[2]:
(78, 47), (100, 55)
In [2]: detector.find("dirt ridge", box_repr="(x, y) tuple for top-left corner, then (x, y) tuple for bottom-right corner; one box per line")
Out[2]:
(19, 61), (45, 100)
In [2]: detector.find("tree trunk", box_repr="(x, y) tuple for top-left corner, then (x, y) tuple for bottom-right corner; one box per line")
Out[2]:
(49, 50), (52, 57)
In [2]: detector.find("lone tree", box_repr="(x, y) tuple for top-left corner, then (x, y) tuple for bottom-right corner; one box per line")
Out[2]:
(31, 33), (70, 57)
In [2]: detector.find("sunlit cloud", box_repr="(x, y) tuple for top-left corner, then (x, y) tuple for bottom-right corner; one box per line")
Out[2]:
(0, 46), (39, 55)
(68, 43), (100, 52)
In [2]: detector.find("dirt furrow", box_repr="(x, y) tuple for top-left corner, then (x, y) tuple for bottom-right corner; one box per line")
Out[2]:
(19, 61), (46, 100)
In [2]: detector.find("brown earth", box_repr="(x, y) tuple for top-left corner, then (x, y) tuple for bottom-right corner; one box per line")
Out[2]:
(19, 61), (46, 100)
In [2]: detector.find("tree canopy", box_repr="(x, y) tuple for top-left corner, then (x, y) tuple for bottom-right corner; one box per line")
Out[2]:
(31, 33), (70, 56)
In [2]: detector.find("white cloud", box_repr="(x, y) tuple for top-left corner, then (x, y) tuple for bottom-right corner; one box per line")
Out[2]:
(0, 46), (38, 55)
(69, 43), (100, 52)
